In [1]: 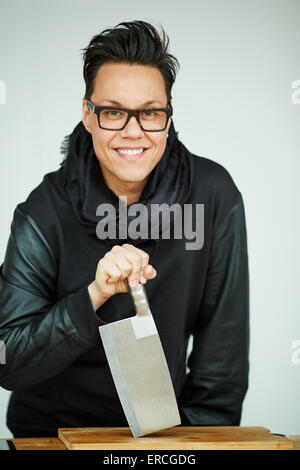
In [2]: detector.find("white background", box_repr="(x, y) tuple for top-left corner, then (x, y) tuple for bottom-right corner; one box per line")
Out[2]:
(0, 0), (299, 438)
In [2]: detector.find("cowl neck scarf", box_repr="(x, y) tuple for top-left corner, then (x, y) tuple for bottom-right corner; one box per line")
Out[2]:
(59, 119), (194, 250)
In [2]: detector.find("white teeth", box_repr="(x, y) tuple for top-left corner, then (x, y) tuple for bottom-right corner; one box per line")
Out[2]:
(116, 148), (144, 156)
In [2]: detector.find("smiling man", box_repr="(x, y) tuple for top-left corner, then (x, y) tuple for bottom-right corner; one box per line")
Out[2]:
(0, 21), (249, 437)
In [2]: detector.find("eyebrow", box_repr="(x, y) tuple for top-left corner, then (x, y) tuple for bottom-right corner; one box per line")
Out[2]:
(101, 99), (163, 107)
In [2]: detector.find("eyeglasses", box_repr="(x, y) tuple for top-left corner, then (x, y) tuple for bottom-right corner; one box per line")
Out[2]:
(86, 99), (173, 132)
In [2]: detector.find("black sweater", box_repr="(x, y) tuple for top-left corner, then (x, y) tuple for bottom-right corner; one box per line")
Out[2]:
(0, 153), (249, 438)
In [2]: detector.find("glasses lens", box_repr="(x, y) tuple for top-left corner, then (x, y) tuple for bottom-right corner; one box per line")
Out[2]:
(99, 108), (168, 131)
(99, 109), (128, 130)
(140, 110), (167, 131)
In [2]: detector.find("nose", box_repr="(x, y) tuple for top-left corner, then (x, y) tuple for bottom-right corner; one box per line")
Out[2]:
(120, 115), (144, 138)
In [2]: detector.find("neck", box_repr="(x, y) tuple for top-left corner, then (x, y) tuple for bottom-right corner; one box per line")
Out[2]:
(117, 185), (145, 205)
(101, 167), (148, 205)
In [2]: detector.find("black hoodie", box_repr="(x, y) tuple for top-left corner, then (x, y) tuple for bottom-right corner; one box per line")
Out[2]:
(0, 120), (249, 437)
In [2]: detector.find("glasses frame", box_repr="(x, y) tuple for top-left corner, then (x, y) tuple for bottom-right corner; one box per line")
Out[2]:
(86, 99), (173, 132)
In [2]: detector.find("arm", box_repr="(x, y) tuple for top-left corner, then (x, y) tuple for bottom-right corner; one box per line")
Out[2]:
(178, 192), (250, 425)
(0, 206), (106, 391)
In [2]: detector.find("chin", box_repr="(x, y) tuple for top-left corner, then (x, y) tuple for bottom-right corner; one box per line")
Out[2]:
(119, 176), (149, 186)
(116, 168), (150, 183)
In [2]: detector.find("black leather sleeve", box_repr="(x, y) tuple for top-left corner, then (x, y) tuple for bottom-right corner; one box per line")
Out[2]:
(178, 192), (250, 425)
(0, 206), (104, 391)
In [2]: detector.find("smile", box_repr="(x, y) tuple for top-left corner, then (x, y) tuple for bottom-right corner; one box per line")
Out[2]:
(114, 148), (148, 160)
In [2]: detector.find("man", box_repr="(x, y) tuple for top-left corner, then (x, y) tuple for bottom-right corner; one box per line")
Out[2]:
(0, 20), (249, 437)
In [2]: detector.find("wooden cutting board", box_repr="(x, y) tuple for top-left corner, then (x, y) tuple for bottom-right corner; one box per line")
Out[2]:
(58, 426), (294, 450)
(12, 437), (66, 450)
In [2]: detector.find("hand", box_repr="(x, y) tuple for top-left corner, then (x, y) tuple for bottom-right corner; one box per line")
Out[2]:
(88, 243), (157, 310)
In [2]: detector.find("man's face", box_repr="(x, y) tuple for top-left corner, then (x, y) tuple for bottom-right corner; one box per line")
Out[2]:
(82, 62), (171, 196)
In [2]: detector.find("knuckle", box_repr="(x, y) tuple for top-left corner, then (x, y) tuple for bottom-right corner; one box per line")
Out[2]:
(143, 252), (149, 265)
(122, 243), (133, 249)
(110, 266), (121, 276)
(132, 258), (142, 272)
(133, 252), (143, 263)
(123, 267), (132, 276)
(106, 252), (117, 263)
(111, 245), (122, 253)
(126, 252), (139, 265)
(123, 263), (132, 273)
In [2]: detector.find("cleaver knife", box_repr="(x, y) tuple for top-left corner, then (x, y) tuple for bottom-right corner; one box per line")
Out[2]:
(99, 279), (181, 438)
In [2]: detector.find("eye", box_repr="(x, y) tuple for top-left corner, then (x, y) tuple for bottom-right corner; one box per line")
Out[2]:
(101, 109), (127, 120)
(142, 110), (155, 117)
(106, 110), (121, 117)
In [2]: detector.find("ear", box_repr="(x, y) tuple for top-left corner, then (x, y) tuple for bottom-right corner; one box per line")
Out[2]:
(82, 98), (92, 134)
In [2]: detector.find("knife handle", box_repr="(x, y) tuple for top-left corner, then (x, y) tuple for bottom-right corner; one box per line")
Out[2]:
(125, 278), (151, 317)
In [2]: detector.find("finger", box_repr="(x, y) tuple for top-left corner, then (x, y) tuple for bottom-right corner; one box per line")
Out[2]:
(122, 244), (149, 270)
(99, 255), (122, 283)
(121, 249), (144, 287)
(143, 265), (157, 279)
(100, 251), (130, 282)
(107, 247), (142, 287)
(139, 265), (157, 284)
(108, 252), (133, 279)
(122, 244), (150, 284)
(139, 274), (147, 284)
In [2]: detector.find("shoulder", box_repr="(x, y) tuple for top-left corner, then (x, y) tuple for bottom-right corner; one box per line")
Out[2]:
(4, 202), (58, 298)
(21, 167), (66, 212)
(12, 167), (67, 255)
(189, 153), (245, 231)
(191, 153), (239, 195)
